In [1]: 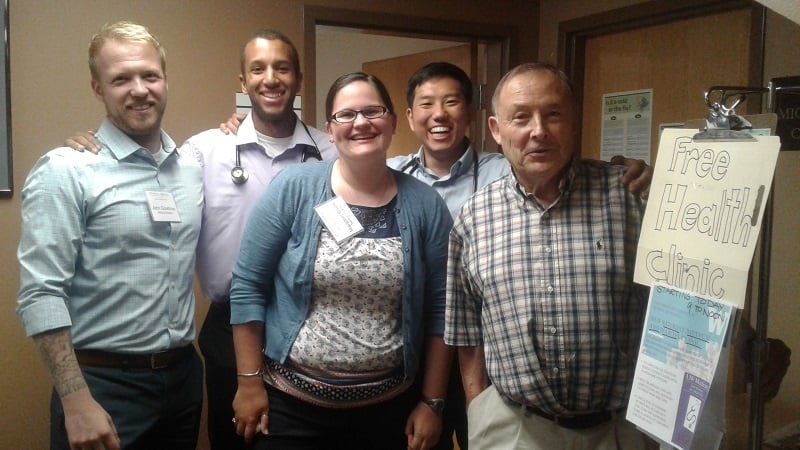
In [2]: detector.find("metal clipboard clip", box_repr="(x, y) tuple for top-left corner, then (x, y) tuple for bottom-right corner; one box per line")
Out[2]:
(693, 86), (769, 142)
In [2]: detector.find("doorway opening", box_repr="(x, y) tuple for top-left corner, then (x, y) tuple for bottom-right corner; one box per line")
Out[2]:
(303, 6), (518, 155)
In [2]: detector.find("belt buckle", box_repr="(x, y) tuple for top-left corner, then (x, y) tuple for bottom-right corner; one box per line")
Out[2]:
(150, 351), (169, 369)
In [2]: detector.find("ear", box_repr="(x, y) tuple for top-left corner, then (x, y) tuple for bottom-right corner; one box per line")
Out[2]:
(91, 79), (103, 102)
(239, 74), (247, 93)
(405, 107), (415, 132)
(325, 121), (334, 141)
(488, 116), (502, 146)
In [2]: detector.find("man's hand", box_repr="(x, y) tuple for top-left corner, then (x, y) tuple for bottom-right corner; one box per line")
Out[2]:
(759, 338), (791, 402)
(34, 328), (119, 449)
(458, 346), (489, 407)
(405, 401), (443, 450)
(65, 131), (101, 154)
(62, 390), (120, 450)
(220, 113), (246, 135)
(611, 155), (652, 199)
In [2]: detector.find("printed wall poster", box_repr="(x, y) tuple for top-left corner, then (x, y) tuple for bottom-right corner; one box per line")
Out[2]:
(600, 89), (652, 164)
(627, 284), (734, 450)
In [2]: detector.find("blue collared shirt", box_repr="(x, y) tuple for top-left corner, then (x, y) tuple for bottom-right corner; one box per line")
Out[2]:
(184, 114), (337, 303)
(17, 119), (203, 353)
(387, 143), (510, 218)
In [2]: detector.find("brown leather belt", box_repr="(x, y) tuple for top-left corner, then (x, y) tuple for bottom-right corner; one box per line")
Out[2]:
(506, 397), (618, 429)
(523, 404), (615, 429)
(75, 345), (194, 370)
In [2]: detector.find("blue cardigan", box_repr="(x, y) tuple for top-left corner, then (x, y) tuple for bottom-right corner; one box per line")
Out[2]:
(230, 159), (452, 381)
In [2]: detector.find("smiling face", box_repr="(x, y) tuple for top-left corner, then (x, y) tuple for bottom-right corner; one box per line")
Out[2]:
(489, 68), (577, 196)
(326, 80), (396, 161)
(406, 76), (471, 158)
(91, 39), (167, 151)
(240, 37), (301, 137)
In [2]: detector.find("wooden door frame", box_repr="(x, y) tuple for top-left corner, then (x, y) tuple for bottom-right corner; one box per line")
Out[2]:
(303, 5), (520, 125)
(558, 0), (766, 119)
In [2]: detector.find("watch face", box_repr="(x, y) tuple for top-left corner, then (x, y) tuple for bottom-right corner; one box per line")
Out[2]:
(424, 398), (445, 414)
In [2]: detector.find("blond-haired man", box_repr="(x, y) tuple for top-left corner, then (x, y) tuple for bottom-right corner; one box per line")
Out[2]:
(17, 22), (203, 450)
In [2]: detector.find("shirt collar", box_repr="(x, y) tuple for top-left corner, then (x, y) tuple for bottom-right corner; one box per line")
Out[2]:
(508, 157), (578, 210)
(235, 113), (320, 152)
(414, 138), (475, 181)
(95, 118), (177, 161)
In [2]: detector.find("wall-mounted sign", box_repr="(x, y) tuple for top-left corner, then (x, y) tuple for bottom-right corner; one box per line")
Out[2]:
(772, 75), (800, 151)
(600, 89), (653, 164)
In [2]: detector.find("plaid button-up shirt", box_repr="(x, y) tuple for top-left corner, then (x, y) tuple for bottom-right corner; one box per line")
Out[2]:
(445, 158), (648, 416)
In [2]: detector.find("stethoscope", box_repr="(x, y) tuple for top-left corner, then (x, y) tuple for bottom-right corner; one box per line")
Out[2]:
(399, 146), (480, 194)
(231, 120), (322, 184)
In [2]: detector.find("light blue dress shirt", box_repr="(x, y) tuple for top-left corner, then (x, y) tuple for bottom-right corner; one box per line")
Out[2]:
(183, 114), (337, 304)
(17, 119), (203, 353)
(386, 142), (510, 218)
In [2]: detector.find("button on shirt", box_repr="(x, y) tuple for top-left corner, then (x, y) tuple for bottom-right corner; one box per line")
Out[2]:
(17, 119), (203, 353)
(445, 158), (648, 416)
(183, 114), (337, 303)
(387, 144), (509, 218)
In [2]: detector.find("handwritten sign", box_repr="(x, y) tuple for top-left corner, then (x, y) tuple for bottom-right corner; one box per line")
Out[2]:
(634, 128), (780, 307)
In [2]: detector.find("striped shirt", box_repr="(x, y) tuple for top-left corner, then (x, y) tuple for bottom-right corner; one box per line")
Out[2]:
(445, 158), (648, 416)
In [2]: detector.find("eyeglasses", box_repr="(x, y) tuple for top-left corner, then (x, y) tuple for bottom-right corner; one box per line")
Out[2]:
(329, 106), (389, 124)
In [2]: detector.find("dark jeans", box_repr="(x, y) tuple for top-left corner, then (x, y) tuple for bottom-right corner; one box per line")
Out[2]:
(199, 302), (466, 450)
(249, 384), (420, 450)
(198, 303), (247, 450)
(50, 349), (203, 450)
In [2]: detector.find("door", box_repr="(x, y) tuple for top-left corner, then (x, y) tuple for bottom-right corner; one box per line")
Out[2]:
(580, 8), (753, 161)
(364, 44), (472, 157)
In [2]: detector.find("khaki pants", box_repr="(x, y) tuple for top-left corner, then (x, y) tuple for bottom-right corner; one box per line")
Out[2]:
(467, 385), (650, 450)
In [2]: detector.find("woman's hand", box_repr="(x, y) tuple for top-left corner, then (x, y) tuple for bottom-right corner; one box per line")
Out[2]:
(232, 376), (269, 444)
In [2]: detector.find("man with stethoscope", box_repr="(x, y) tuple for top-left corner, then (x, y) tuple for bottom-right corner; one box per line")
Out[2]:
(186, 29), (337, 450)
(66, 29), (337, 450)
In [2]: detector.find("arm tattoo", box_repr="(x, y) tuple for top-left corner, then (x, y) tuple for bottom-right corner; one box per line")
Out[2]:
(33, 328), (89, 397)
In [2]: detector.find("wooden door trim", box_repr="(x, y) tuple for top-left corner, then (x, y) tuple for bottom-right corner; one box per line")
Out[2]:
(303, 5), (520, 125)
(558, 0), (766, 114)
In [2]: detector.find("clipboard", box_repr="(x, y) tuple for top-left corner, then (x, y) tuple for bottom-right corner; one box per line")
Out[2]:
(630, 85), (785, 450)
(681, 86), (778, 450)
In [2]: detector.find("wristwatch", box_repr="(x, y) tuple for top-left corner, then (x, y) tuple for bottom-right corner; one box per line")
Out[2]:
(422, 397), (446, 416)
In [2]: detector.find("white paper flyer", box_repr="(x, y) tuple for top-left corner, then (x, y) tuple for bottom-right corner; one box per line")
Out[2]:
(627, 284), (734, 450)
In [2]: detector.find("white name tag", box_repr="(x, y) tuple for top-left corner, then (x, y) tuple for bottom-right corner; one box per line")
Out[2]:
(314, 196), (363, 243)
(146, 191), (182, 222)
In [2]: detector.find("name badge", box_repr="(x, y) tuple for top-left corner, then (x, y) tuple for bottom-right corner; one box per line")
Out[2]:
(314, 196), (363, 243)
(146, 191), (182, 223)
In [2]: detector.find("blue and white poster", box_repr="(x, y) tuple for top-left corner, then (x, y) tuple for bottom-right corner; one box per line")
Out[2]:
(627, 284), (734, 450)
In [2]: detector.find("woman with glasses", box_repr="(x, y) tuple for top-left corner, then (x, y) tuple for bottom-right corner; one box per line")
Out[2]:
(229, 72), (454, 450)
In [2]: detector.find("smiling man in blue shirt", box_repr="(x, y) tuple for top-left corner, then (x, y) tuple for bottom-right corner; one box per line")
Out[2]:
(17, 22), (203, 450)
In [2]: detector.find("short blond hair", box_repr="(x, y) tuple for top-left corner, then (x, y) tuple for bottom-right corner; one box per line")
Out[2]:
(88, 21), (166, 80)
